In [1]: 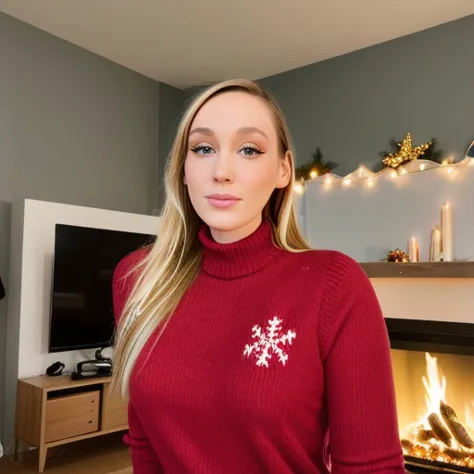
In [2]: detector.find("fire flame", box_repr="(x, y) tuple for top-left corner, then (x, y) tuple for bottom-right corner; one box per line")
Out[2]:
(400, 353), (474, 470)
(466, 403), (474, 433)
(423, 352), (447, 416)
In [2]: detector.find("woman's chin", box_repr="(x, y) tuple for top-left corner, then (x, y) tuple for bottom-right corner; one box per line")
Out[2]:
(200, 211), (243, 232)
(199, 211), (263, 243)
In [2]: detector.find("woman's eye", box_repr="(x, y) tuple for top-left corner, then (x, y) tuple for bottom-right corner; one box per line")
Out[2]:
(191, 145), (214, 155)
(240, 147), (262, 157)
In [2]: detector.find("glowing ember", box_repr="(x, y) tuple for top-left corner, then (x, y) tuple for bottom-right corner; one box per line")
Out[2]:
(401, 353), (474, 470)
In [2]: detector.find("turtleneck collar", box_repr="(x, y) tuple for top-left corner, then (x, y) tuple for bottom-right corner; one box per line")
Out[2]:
(198, 219), (282, 279)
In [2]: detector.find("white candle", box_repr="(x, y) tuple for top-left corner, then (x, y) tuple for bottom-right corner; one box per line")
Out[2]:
(441, 202), (454, 261)
(430, 228), (442, 262)
(408, 237), (419, 263)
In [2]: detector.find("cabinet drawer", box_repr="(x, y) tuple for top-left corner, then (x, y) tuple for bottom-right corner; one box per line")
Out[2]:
(45, 390), (99, 443)
(102, 384), (128, 431)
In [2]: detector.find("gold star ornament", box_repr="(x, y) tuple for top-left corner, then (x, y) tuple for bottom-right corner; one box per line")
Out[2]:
(382, 133), (432, 169)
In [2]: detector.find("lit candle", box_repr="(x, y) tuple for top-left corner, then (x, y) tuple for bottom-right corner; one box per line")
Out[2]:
(441, 202), (454, 261)
(430, 227), (441, 262)
(408, 237), (419, 263)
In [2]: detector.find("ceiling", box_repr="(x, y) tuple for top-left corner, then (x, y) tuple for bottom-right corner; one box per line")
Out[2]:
(1, 0), (474, 89)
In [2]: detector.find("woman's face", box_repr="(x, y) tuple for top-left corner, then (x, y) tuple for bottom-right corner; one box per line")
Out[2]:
(184, 91), (290, 243)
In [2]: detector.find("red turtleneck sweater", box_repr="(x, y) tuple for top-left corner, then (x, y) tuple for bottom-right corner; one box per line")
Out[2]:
(112, 221), (404, 473)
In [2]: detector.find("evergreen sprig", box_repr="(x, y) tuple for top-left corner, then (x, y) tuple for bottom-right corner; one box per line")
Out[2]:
(295, 148), (338, 181)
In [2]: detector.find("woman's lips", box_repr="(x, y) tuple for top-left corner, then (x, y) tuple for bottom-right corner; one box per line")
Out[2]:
(206, 194), (241, 209)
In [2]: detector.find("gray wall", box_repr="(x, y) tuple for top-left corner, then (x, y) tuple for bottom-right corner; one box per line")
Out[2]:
(0, 203), (11, 447)
(0, 13), (160, 445)
(157, 84), (185, 208)
(184, 15), (474, 174)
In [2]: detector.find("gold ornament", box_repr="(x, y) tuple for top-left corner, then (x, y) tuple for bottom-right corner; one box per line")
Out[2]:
(385, 248), (410, 263)
(382, 133), (432, 169)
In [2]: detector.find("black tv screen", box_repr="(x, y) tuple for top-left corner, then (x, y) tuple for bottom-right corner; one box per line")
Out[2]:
(49, 223), (155, 353)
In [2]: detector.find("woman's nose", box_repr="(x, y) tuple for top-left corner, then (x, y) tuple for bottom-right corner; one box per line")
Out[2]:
(212, 153), (234, 183)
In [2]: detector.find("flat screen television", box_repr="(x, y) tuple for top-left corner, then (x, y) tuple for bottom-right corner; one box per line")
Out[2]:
(49, 223), (155, 353)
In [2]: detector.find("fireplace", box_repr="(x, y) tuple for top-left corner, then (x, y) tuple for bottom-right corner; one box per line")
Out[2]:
(386, 318), (474, 473)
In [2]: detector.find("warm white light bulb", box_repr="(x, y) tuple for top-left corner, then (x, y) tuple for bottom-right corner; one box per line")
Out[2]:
(391, 170), (397, 179)
(447, 167), (453, 174)
(309, 170), (317, 179)
(400, 168), (407, 175)
(367, 178), (374, 188)
(324, 175), (332, 184)
(343, 178), (351, 186)
(420, 164), (425, 171)
(294, 183), (304, 194)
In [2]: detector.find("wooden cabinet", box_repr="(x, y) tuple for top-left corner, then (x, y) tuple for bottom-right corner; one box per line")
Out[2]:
(45, 391), (100, 443)
(101, 384), (128, 431)
(15, 375), (128, 472)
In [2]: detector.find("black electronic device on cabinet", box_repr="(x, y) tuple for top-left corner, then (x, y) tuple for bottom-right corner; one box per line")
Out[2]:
(71, 348), (113, 380)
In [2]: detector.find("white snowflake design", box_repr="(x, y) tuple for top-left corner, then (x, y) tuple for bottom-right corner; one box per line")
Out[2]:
(243, 316), (296, 368)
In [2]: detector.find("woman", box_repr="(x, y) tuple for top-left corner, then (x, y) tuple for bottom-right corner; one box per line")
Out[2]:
(111, 79), (405, 473)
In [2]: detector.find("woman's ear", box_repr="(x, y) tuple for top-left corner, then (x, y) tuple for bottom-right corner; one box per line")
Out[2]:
(276, 151), (292, 189)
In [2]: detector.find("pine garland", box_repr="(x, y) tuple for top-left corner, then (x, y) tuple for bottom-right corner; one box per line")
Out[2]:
(295, 148), (338, 181)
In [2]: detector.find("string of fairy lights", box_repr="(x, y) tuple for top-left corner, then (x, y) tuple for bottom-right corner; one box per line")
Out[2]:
(293, 133), (474, 195)
(294, 156), (474, 194)
(294, 133), (474, 194)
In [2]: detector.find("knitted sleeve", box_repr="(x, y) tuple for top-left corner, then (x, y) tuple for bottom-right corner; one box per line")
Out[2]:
(112, 250), (163, 474)
(318, 252), (405, 473)
(123, 404), (164, 474)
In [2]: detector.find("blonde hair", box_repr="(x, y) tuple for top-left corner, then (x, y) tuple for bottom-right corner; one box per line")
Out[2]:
(111, 79), (310, 398)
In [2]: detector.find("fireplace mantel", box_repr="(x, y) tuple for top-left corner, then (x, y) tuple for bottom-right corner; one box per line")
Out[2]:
(360, 261), (474, 279)
(386, 318), (474, 357)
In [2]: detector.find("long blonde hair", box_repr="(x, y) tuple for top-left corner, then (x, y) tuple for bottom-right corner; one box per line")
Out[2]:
(111, 79), (310, 399)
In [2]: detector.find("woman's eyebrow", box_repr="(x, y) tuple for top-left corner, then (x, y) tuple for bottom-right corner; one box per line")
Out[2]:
(189, 126), (268, 139)
(189, 127), (214, 137)
(237, 127), (268, 139)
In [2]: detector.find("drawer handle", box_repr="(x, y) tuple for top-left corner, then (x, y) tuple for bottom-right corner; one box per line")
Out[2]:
(88, 420), (93, 424)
